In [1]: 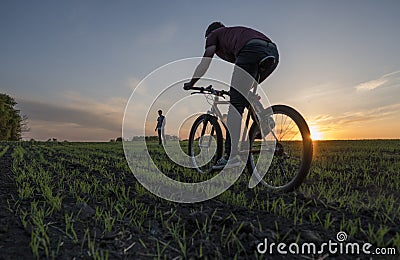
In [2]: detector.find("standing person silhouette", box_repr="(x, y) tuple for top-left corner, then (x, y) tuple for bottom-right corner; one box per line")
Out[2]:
(154, 110), (166, 145)
(183, 22), (279, 169)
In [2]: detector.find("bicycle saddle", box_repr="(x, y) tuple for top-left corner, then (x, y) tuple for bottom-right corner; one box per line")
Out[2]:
(258, 56), (276, 72)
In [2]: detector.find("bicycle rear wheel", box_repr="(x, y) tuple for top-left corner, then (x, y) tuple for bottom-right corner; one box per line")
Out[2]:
(188, 114), (223, 174)
(247, 105), (313, 192)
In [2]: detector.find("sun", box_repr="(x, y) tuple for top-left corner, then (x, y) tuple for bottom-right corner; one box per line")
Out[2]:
(309, 125), (324, 140)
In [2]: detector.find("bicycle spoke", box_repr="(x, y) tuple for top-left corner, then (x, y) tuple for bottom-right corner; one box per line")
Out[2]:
(248, 106), (312, 192)
(189, 115), (223, 174)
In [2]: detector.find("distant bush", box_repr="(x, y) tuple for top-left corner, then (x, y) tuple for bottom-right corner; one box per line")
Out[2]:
(0, 93), (29, 141)
(130, 135), (180, 141)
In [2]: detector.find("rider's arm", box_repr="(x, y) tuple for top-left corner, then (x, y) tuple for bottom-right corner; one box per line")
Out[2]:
(186, 45), (216, 87)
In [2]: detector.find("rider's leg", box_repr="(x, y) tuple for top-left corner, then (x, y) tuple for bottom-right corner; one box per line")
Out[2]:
(224, 87), (247, 158)
(215, 40), (279, 169)
(213, 89), (246, 170)
(224, 63), (257, 159)
(214, 65), (256, 170)
(237, 41), (279, 138)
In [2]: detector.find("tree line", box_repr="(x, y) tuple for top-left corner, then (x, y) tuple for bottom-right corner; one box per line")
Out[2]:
(0, 93), (28, 141)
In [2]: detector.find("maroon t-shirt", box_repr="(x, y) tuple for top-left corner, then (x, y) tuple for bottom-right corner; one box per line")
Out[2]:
(205, 26), (271, 63)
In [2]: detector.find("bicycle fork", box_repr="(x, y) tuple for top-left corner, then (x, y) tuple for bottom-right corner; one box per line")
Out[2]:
(199, 116), (215, 149)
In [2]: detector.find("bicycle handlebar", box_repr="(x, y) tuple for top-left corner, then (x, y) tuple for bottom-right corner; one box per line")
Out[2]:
(185, 85), (230, 97)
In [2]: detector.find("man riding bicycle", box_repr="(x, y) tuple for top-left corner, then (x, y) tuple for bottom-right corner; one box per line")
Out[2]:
(184, 22), (279, 170)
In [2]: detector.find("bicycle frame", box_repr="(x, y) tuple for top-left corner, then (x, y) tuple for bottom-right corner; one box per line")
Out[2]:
(193, 81), (279, 157)
(207, 95), (229, 122)
(188, 82), (313, 191)
(204, 86), (262, 146)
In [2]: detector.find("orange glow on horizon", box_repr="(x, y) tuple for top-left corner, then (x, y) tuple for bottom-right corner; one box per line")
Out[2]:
(309, 125), (324, 140)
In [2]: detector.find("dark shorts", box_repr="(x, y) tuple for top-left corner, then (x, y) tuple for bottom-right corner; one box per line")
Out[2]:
(229, 39), (279, 110)
(235, 38), (279, 83)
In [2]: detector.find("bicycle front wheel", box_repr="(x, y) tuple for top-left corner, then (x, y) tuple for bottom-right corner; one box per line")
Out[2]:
(188, 114), (223, 174)
(247, 105), (313, 192)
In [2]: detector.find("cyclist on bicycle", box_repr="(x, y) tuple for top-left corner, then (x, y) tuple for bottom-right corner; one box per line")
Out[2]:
(184, 22), (279, 170)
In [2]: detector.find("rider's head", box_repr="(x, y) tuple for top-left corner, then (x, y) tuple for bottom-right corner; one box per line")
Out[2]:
(158, 110), (162, 115)
(205, 22), (225, 38)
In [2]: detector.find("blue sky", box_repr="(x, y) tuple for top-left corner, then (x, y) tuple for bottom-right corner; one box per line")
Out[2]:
(1, 0), (399, 140)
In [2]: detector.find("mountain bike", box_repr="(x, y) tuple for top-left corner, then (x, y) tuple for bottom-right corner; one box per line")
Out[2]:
(185, 57), (313, 192)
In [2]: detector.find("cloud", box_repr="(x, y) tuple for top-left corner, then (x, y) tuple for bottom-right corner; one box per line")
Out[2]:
(355, 78), (388, 91)
(136, 23), (178, 45)
(128, 77), (141, 91)
(355, 70), (400, 91)
(308, 103), (400, 136)
(314, 103), (400, 124)
(18, 94), (127, 141)
(26, 120), (118, 142)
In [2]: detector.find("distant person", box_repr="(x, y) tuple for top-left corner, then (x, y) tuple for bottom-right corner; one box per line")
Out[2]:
(183, 22), (279, 169)
(155, 110), (166, 145)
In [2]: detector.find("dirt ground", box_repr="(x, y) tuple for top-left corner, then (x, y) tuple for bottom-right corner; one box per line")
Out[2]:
(0, 141), (399, 259)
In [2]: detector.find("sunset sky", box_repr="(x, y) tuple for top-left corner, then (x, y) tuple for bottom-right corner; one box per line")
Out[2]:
(1, 0), (399, 141)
